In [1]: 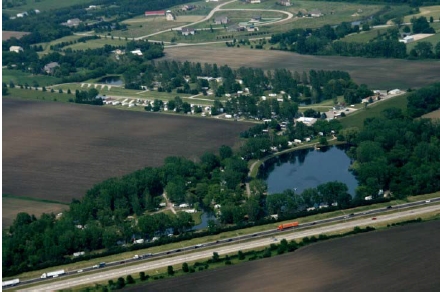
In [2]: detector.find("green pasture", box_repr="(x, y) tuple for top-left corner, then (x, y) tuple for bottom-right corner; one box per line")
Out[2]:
(340, 28), (384, 43)
(406, 33), (440, 52)
(3, 0), (91, 14)
(64, 37), (129, 50)
(6, 87), (73, 103)
(2, 69), (62, 86)
(403, 5), (440, 23)
(339, 93), (408, 130)
(36, 35), (84, 54)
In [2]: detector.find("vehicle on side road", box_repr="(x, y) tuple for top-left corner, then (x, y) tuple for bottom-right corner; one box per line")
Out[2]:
(2, 278), (19, 287)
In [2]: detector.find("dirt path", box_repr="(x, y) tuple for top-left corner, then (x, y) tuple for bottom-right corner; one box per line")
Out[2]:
(163, 191), (177, 214)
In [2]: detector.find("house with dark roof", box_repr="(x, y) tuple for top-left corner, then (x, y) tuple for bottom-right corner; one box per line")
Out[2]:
(181, 28), (195, 36)
(214, 16), (229, 25)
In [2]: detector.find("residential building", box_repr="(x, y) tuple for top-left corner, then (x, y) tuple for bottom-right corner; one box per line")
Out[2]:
(214, 16), (229, 24)
(9, 46), (23, 53)
(250, 15), (261, 22)
(279, 0), (291, 6)
(62, 18), (82, 27)
(43, 62), (60, 74)
(166, 10), (175, 21)
(309, 9), (323, 17)
(16, 12), (28, 17)
(181, 28), (195, 36)
(130, 49), (143, 56)
(247, 0), (261, 3)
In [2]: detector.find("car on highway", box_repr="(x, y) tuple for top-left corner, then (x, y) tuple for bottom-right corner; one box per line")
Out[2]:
(372, 217), (377, 220)
(386, 206), (392, 209)
(175, 249), (181, 252)
(425, 200), (431, 203)
(92, 265), (99, 269)
(77, 269), (83, 273)
(194, 244), (204, 248)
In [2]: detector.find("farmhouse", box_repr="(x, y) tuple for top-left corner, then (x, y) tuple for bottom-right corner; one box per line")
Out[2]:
(215, 16), (229, 25)
(145, 10), (166, 16)
(250, 15), (262, 22)
(227, 24), (244, 32)
(9, 46), (23, 53)
(247, 0), (261, 3)
(309, 9), (323, 17)
(166, 10), (175, 21)
(62, 18), (82, 27)
(399, 36), (414, 44)
(43, 62), (60, 74)
(296, 117), (317, 126)
(279, 0), (291, 6)
(16, 12), (28, 18)
(130, 49), (143, 56)
(181, 27), (195, 36)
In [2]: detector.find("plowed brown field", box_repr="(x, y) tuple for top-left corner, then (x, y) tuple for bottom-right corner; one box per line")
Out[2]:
(161, 46), (440, 89)
(130, 220), (440, 292)
(2, 99), (252, 203)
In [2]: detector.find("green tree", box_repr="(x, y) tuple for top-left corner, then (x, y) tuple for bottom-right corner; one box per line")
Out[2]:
(116, 277), (125, 289)
(167, 265), (174, 275)
(126, 275), (135, 284)
(212, 252), (220, 262)
(182, 262), (189, 272)
(319, 136), (328, 146)
(238, 250), (245, 260)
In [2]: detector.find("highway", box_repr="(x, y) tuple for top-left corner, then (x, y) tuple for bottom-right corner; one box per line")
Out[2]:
(10, 198), (439, 291)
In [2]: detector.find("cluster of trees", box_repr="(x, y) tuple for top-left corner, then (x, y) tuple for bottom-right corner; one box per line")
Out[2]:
(270, 17), (438, 59)
(406, 82), (440, 118)
(2, 146), (253, 275)
(339, 88), (440, 199)
(74, 88), (103, 105)
(3, 40), (164, 84)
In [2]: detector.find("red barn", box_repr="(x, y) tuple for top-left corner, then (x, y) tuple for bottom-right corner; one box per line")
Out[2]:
(145, 10), (166, 16)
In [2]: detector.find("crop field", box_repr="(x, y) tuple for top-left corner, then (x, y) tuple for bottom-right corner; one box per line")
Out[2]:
(2, 30), (30, 40)
(422, 109), (440, 120)
(129, 220), (440, 292)
(2, 98), (252, 205)
(2, 195), (68, 229)
(161, 46), (440, 89)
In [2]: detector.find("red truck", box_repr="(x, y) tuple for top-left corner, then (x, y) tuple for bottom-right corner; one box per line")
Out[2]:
(277, 222), (299, 231)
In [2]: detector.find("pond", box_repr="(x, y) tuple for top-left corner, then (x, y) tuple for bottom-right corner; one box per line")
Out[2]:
(258, 145), (358, 196)
(192, 212), (217, 231)
(97, 76), (123, 85)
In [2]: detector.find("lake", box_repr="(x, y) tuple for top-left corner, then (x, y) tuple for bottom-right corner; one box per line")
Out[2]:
(259, 145), (358, 196)
(97, 76), (123, 85)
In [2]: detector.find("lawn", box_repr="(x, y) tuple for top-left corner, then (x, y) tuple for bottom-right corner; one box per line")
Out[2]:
(406, 33), (440, 52)
(35, 35), (84, 54)
(339, 93), (408, 129)
(2, 69), (62, 86)
(3, 0), (91, 14)
(64, 37), (130, 50)
(403, 5), (440, 23)
(340, 28), (383, 43)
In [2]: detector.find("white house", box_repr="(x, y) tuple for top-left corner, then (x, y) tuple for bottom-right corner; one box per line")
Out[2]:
(279, 0), (291, 6)
(16, 12), (28, 17)
(296, 117), (317, 125)
(309, 9), (323, 17)
(9, 46), (23, 53)
(399, 36), (414, 44)
(130, 49), (143, 56)
(179, 203), (189, 208)
(166, 10), (175, 21)
(388, 89), (402, 95)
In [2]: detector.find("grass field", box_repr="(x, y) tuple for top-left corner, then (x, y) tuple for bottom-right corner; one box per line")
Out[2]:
(2, 98), (252, 205)
(2, 194), (68, 229)
(2, 69), (62, 86)
(132, 220), (440, 292)
(403, 5), (440, 23)
(339, 93), (408, 129)
(340, 28), (383, 43)
(2, 0), (91, 14)
(35, 35), (84, 54)
(2, 31), (30, 40)
(161, 46), (440, 89)
(64, 37), (129, 50)
(406, 33), (440, 52)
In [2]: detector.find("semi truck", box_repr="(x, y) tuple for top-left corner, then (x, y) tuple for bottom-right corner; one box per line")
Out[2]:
(40, 269), (65, 279)
(2, 278), (19, 287)
(277, 222), (299, 231)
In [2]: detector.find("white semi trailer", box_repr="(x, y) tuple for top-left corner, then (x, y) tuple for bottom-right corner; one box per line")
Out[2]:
(41, 269), (65, 279)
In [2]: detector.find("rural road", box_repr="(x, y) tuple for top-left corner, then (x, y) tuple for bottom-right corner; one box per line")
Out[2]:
(17, 203), (440, 291)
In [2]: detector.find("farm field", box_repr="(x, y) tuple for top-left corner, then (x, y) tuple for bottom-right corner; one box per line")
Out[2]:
(2, 98), (252, 205)
(2, 195), (68, 229)
(403, 5), (440, 22)
(161, 46), (440, 89)
(128, 220), (440, 292)
(422, 109), (440, 120)
(2, 31), (30, 40)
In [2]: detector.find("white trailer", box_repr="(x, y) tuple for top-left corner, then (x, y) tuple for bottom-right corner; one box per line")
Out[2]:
(2, 278), (19, 287)
(41, 269), (65, 279)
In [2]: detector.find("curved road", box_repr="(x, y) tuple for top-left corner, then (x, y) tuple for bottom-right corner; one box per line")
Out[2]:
(12, 198), (440, 291)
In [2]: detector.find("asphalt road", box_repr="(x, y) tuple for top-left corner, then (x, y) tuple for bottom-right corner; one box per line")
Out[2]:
(13, 198), (440, 291)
